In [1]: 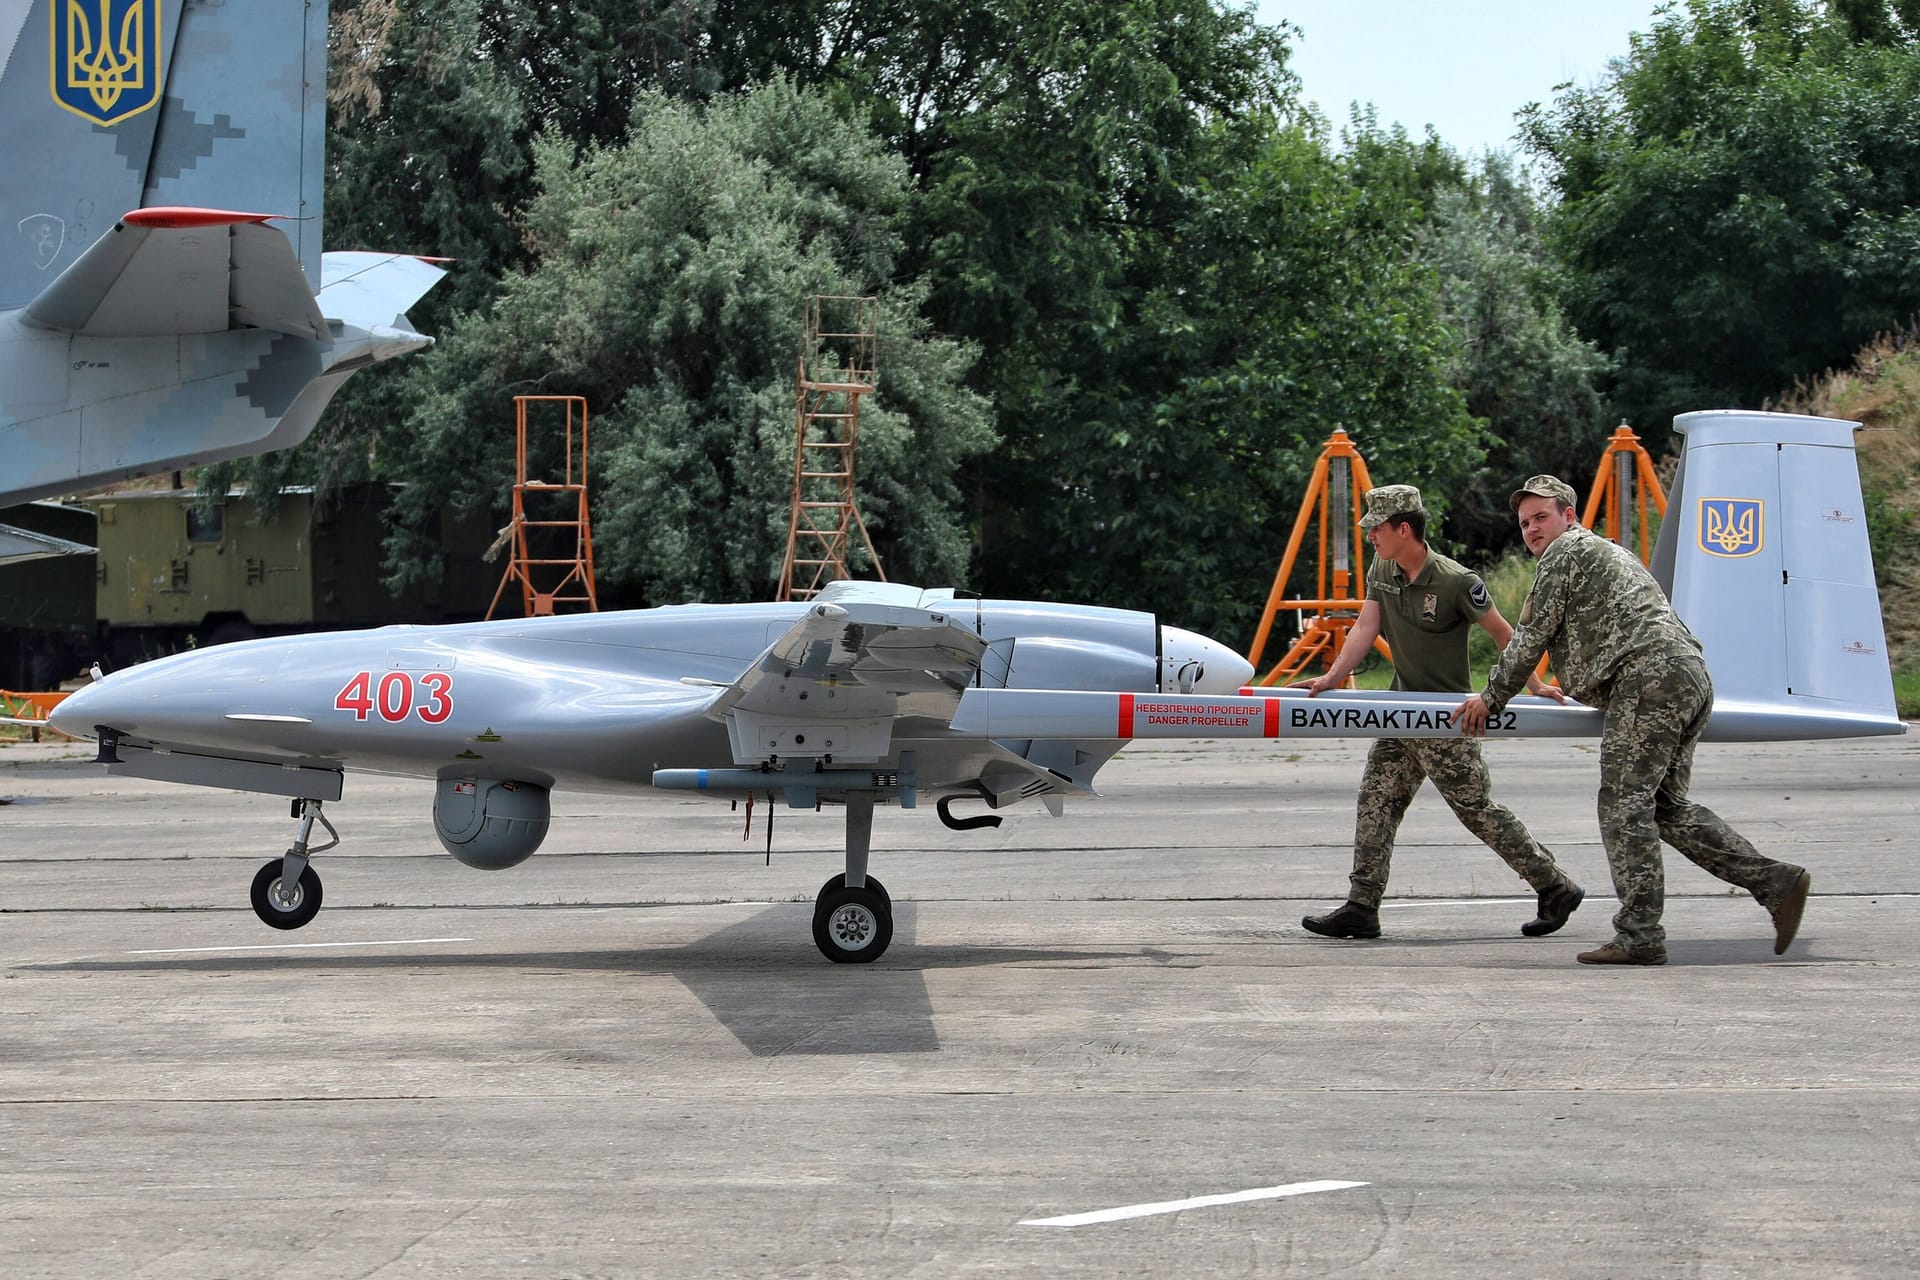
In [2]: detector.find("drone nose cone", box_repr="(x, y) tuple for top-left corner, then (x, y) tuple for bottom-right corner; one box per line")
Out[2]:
(1159, 626), (1255, 695)
(46, 678), (111, 739)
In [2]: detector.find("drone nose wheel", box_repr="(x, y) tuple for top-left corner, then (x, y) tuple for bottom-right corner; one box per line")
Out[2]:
(248, 798), (337, 930)
(250, 859), (323, 930)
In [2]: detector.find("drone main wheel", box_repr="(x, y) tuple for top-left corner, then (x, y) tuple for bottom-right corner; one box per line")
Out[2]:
(812, 883), (893, 964)
(250, 859), (323, 930)
(813, 873), (889, 905)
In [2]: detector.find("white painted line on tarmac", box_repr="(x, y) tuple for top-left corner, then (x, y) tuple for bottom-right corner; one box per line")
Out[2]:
(127, 938), (473, 955)
(1381, 898), (1613, 911)
(1020, 1179), (1369, 1227)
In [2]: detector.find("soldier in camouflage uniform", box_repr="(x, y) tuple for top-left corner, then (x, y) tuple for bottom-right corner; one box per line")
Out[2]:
(1300, 485), (1585, 941)
(1455, 476), (1813, 965)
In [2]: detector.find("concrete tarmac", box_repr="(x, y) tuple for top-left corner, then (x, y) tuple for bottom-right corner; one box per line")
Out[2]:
(2, 730), (1917, 1278)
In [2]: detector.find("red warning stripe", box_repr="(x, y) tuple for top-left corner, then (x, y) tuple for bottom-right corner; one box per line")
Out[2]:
(1264, 696), (1280, 737)
(1118, 692), (1134, 739)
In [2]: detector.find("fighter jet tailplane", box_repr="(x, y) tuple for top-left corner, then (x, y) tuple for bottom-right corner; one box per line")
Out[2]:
(0, 0), (442, 555)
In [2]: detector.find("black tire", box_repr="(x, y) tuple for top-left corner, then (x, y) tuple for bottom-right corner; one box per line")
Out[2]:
(250, 859), (323, 930)
(811, 884), (892, 964)
(814, 872), (890, 906)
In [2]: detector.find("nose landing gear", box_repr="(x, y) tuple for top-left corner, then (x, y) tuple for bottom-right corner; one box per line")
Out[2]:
(250, 798), (337, 930)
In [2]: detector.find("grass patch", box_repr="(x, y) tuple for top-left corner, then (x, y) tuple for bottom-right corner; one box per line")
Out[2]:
(1467, 551), (1539, 672)
(1895, 667), (1920, 720)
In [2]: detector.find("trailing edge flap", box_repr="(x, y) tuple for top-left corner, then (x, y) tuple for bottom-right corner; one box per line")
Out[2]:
(709, 600), (988, 727)
(21, 209), (329, 341)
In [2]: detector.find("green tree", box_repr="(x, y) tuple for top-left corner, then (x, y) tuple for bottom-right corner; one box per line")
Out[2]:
(239, 2), (1505, 630)
(1420, 159), (1612, 554)
(378, 81), (993, 605)
(229, 1), (726, 511)
(854, 1), (1480, 638)
(326, 0), (720, 315)
(1523, 0), (1920, 448)
(962, 109), (1487, 642)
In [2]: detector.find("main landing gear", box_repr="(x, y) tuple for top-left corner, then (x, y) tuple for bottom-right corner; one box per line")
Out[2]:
(811, 793), (893, 963)
(250, 798), (337, 930)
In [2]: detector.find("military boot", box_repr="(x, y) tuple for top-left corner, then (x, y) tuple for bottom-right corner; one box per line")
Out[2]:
(1576, 942), (1666, 966)
(1770, 870), (1811, 955)
(1521, 882), (1585, 937)
(1301, 901), (1380, 939)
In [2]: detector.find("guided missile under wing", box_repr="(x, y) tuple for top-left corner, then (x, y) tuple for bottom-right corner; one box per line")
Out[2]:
(31, 410), (1907, 964)
(0, 0), (443, 562)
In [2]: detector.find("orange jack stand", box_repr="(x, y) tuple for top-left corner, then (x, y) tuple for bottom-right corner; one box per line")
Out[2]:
(1581, 421), (1668, 564)
(1245, 429), (1391, 688)
(1528, 422), (1670, 686)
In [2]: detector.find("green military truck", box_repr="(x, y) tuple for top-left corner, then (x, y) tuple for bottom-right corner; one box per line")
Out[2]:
(0, 485), (498, 684)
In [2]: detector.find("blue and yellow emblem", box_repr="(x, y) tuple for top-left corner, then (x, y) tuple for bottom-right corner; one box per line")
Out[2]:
(51, 0), (163, 127)
(1698, 497), (1764, 559)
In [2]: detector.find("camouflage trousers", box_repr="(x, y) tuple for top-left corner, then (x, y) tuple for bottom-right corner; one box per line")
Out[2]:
(1346, 736), (1567, 909)
(1597, 656), (1806, 959)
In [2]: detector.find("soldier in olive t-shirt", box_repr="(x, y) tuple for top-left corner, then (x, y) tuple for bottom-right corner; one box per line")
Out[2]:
(1297, 484), (1584, 941)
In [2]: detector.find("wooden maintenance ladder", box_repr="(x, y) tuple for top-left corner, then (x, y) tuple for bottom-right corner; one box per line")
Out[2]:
(777, 296), (885, 601)
(486, 395), (600, 619)
(1245, 428), (1390, 688)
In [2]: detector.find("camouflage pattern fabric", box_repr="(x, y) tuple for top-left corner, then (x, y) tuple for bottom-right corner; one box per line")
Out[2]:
(1481, 526), (1700, 715)
(1595, 657), (1806, 959)
(1346, 736), (1568, 909)
(1478, 524), (1805, 958)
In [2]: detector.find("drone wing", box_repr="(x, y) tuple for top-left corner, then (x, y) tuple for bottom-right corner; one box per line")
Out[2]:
(708, 599), (987, 764)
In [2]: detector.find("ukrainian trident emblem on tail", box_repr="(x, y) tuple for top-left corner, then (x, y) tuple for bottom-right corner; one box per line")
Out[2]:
(51, 0), (163, 126)
(1699, 498), (1764, 558)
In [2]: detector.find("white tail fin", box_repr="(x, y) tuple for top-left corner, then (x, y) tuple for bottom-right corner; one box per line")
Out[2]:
(1653, 410), (1904, 739)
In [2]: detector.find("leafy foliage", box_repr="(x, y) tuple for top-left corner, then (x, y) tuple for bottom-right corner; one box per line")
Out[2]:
(1523, 0), (1920, 450)
(1419, 158), (1612, 556)
(867, 4), (1485, 640)
(210, 2), (1711, 631)
(376, 82), (992, 604)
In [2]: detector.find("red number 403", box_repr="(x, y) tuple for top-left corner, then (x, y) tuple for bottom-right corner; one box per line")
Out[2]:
(333, 671), (453, 724)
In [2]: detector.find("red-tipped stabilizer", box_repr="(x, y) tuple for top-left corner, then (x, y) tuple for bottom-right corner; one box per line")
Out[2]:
(123, 207), (284, 229)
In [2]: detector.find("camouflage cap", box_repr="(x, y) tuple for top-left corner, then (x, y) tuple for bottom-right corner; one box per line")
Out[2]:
(1359, 484), (1424, 529)
(1508, 474), (1578, 511)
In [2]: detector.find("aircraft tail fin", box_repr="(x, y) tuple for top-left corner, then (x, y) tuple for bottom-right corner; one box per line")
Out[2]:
(0, 0), (328, 310)
(1653, 410), (1904, 739)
